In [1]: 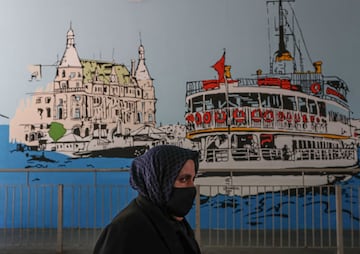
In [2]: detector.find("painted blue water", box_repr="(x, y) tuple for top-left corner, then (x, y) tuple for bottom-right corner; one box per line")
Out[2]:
(0, 125), (133, 170)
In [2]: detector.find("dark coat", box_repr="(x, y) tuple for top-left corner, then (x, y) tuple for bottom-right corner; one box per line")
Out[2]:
(93, 196), (201, 254)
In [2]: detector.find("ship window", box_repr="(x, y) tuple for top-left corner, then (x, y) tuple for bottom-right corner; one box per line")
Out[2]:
(210, 93), (226, 109)
(260, 93), (281, 108)
(308, 140), (312, 148)
(204, 96), (214, 110)
(298, 97), (307, 113)
(282, 95), (296, 111)
(192, 96), (203, 112)
(298, 140), (303, 149)
(238, 93), (259, 107)
(308, 99), (317, 114)
(318, 101), (326, 117)
(228, 93), (241, 107)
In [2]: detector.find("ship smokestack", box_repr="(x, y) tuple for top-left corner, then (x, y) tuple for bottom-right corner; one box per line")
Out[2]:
(275, 0), (293, 62)
(313, 61), (322, 74)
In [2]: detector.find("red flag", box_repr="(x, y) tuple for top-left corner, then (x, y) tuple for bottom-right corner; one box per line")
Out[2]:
(212, 53), (225, 83)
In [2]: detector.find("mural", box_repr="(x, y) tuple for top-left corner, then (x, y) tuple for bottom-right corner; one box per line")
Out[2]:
(1, 0), (360, 191)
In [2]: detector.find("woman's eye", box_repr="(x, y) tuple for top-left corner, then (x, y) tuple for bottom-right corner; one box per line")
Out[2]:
(178, 176), (191, 183)
(179, 177), (188, 183)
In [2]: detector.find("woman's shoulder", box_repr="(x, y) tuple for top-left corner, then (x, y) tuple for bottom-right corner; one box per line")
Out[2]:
(111, 199), (145, 225)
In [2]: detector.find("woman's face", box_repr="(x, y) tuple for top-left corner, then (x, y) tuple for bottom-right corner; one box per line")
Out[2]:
(173, 159), (196, 188)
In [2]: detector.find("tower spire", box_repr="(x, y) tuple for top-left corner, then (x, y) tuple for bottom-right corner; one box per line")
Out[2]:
(66, 23), (75, 49)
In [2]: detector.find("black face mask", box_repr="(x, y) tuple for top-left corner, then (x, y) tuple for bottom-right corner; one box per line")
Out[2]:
(166, 187), (196, 217)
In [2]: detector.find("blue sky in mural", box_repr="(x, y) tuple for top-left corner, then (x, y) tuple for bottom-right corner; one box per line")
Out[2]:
(0, 0), (360, 125)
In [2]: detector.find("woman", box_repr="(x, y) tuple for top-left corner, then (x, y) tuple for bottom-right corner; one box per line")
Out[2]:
(93, 145), (201, 254)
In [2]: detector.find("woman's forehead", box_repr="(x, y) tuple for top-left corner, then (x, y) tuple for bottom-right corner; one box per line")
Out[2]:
(178, 159), (195, 175)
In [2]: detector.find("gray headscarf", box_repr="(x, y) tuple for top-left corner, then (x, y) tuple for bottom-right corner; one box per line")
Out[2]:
(130, 145), (199, 208)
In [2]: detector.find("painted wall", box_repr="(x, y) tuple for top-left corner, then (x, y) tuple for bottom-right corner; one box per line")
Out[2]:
(0, 0), (359, 172)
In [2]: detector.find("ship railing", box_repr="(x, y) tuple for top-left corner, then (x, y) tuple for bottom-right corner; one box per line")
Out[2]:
(236, 77), (258, 87)
(230, 147), (261, 161)
(323, 94), (349, 109)
(185, 78), (260, 96)
(186, 81), (206, 96)
(202, 148), (229, 163)
(0, 179), (359, 253)
(198, 144), (355, 164)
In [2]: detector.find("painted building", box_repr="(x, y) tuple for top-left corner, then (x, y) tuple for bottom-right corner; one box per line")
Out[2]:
(9, 26), (156, 156)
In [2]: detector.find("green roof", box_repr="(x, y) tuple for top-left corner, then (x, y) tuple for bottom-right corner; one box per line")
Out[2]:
(81, 59), (131, 85)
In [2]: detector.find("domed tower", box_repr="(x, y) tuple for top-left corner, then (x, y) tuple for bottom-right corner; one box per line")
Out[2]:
(53, 24), (84, 122)
(135, 44), (157, 126)
(55, 24), (83, 89)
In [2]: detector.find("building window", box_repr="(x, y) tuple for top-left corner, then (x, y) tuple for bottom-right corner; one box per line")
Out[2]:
(74, 108), (80, 119)
(46, 108), (51, 118)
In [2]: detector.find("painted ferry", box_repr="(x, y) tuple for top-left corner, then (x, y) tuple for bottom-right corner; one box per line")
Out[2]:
(185, 0), (358, 175)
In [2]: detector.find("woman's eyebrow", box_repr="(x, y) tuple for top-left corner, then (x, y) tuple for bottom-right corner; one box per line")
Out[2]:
(177, 173), (193, 179)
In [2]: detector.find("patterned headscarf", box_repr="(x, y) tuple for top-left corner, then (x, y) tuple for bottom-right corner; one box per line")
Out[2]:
(130, 145), (199, 208)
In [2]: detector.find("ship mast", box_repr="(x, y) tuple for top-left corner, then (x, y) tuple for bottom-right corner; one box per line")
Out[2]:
(275, 0), (293, 63)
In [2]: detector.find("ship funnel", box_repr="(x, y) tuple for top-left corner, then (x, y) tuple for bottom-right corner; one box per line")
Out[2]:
(275, 0), (293, 62)
(313, 61), (322, 74)
(275, 50), (293, 62)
